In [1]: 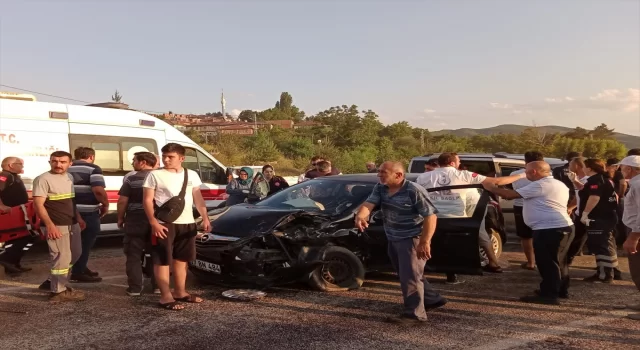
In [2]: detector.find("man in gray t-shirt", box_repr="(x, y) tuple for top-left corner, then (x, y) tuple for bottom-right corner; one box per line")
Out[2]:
(32, 151), (86, 302)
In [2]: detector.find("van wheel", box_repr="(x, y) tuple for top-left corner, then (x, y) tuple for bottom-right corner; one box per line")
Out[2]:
(308, 246), (365, 292)
(479, 229), (503, 266)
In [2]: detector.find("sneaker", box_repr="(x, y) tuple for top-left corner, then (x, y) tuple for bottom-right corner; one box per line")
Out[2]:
(384, 315), (427, 325)
(126, 287), (143, 297)
(49, 288), (85, 302)
(70, 273), (103, 283)
(519, 295), (560, 305)
(446, 275), (464, 285)
(38, 279), (51, 290)
(153, 288), (161, 294)
(84, 268), (100, 277)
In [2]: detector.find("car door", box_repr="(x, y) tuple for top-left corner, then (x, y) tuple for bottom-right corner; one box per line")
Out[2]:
(424, 184), (487, 275)
(495, 163), (525, 213)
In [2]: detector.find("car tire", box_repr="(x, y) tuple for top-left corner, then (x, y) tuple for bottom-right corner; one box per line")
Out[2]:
(308, 246), (365, 292)
(479, 229), (503, 266)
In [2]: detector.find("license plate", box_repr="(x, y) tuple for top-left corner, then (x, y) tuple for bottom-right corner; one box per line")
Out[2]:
(191, 259), (221, 274)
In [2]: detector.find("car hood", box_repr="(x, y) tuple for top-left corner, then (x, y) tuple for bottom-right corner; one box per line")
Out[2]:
(206, 204), (307, 238)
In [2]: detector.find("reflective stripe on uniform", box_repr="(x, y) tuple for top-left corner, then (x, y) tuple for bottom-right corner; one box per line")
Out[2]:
(48, 193), (75, 201)
(51, 268), (69, 275)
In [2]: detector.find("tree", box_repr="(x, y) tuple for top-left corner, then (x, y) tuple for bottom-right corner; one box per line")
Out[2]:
(111, 90), (123, 103)
(591, 123), (615, 140)
(238, 110), (258, 123)
(564, 127), (591, 139)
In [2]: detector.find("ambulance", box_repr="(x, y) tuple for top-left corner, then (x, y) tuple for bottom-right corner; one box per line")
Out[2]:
(0, 93), (229, 235)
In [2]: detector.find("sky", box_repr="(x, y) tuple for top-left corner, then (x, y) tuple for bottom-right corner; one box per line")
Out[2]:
(1, 1), (639, 134)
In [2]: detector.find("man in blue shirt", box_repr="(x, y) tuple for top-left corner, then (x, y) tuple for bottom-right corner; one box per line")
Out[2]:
(355, 161), (446, 324)
(67, 147), (109, 282)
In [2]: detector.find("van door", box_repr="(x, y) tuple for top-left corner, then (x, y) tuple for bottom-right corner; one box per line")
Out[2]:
(182, 146), (228, 210)
(494, 163), (525, 213)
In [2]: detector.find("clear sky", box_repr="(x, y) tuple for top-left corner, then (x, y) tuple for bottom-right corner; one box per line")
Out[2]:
(1, 1), (639, 134)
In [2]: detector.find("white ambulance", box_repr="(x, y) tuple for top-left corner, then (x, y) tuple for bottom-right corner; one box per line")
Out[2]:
(0, 93), (229, 234)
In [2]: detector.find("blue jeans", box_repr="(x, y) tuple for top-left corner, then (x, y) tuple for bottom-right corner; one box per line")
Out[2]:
(387, 236), (444, 321)
(71, 211), (101, 275)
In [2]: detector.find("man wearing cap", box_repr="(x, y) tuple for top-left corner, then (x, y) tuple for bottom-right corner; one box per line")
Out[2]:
(617, 156), (640, 320)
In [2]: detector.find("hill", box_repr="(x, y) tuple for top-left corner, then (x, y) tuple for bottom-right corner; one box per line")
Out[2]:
(431, 124), (639, 149)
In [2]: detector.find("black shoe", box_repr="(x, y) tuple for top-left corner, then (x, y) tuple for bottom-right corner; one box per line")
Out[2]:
(16, 265), (32, 272)
(0, 261), (23, 275)
(534, 289), (568, 299)
(446, 275), (464, 285)
(519, 295), (560, 305)
(38, 279), (51, 290)
(425, 298), (448, 311)
(70, 273), (102, 283)
(384, 315), (427, 325)
(583, 274), (612, 283)
(614, 269), (623, 281)
(126, 287), (143, 297)
(84, 268), (100, 277)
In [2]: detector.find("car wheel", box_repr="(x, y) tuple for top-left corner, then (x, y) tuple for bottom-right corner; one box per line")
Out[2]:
(479, 229), (503, 266)
(308, 246), (365, 292)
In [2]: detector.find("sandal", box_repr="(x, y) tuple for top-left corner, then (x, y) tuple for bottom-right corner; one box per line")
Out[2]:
(520, 262), (536, 270)
(158, 301), (184, 310)
(174, 294), (204, 303)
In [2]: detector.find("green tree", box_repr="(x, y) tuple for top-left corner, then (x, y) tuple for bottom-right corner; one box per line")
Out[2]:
(591, 123), (615, 139)
(238, 110), (258, 123)
(564, 127), (591, 139)
(111, 90), (123, 103)
(242, 133), (282, 164)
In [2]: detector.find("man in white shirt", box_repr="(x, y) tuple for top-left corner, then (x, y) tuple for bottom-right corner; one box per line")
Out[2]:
(483, 161), (574, 305)
(143, 143), (211, 311)
(416, 152), (526, 273)
(509, 151), (545, 270)
(618, 156), (640, 320)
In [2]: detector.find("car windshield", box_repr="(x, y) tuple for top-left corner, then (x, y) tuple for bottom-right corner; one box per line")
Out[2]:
(256, 179), (375, 215)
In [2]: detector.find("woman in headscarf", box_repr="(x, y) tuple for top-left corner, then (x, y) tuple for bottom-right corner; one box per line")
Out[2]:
(225, 167), (254, 206)
(262, 164), (290, 196)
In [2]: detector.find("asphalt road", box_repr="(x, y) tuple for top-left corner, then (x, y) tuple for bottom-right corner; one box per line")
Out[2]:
(1, 234), (639, 350)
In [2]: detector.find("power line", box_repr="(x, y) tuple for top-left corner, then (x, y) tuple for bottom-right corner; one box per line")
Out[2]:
(0, 84), (166, 115)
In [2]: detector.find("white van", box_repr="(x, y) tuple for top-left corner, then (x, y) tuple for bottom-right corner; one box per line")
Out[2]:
(0, 97), (229, 234)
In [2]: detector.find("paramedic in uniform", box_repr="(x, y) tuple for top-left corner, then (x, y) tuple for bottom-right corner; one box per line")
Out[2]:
(32, 151), (86, 302)
(356, 161), (446, 325)
(416, 152), (526, 274)
(509, 151), (545, 270)
(618, 156), (640, 321)
(578, 159), (620, 283)
(118, 152), (158, 296)
(483, 161), (574, 305)
(0, 156), (33, 275)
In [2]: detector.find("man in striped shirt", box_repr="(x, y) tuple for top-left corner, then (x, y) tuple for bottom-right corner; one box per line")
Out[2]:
(67, 147), (109, 283)
(118, 152), (158, 296)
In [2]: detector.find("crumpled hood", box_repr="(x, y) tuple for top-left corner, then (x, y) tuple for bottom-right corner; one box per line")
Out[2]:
(207, 204), (302, 238)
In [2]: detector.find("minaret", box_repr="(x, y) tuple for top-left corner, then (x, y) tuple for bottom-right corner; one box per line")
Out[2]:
(221, 89), (226, 119)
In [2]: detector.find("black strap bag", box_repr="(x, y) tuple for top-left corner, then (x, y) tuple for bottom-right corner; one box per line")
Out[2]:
(154, 169), (188, 223)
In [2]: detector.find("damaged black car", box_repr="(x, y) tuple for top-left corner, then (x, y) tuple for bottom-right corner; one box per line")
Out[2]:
(189, 174), (506, 292)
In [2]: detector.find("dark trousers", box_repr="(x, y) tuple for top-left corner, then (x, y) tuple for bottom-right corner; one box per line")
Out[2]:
(533, 226), (574, 298)
(630, 251), (640, 292)
(586, 218), (619, 279)
(123, 234), (155, 291)
(387, 236), (444, 321)
(567, 216), (587, 265)
(0, 235), (35, 266)
(71, 211), (101, 275)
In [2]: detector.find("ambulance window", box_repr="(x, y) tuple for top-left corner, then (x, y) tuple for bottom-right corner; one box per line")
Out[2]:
(183, 148), (199, 172)
(182, 147), (225, 184)
(122, 141), (157, 171)
(196, 150), (223, 184)
(92, 143), (120, 170)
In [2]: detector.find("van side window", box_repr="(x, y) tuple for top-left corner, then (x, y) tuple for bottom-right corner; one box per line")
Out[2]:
(183, 147), (225, 185)
(69, 135), (158, 175)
